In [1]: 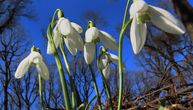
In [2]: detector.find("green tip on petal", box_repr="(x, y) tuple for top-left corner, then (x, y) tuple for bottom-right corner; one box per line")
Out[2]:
(58, 9), (64, 18)
(100, 46), (107, 53)
(31, 45), (36, 52)
(133, 0), (138, 3)
(31, 46), (42, 54)
(88, 20), (95, 28)
(31, 45), (41, 54)
(138, 13), (151, 23)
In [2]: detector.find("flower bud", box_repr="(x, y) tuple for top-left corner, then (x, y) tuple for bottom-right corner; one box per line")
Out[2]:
(100, 46), (107, 53)
(31, 45), (36, 52)
(88, 20), (95, 28)
(58, 9), (64, 18)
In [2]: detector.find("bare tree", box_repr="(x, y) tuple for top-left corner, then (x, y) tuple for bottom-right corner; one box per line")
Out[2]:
(71, 54), (95, 104)
(129, 26), (193, 109)
(0, 0), (33, 33)
(0, 27), (29, 110)
(0, 1), (33, 109)
(43, 64), (63, 109)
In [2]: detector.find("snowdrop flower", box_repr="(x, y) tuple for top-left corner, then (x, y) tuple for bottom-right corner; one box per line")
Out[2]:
(97, 47), (118, 79)
(129, 0), (186, 54)
(47, 10), (84, 55)
(15, 46), (49, 80)
(84, 21), (118, 64)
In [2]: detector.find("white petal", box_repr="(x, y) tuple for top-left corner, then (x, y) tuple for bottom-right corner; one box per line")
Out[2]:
(47, 27), (61, 54)
(15, 56), (30, 79)
(130, 16), (147, 54)
(36, 61), (49, 80)
(149, 5), (185, 34)
(28, 52), (43, 64)
(109, 53), (118, 65)
(98, 54), (109, 70)
(85, 27), (99, 43)
(64, 38), (77, 56)
(71, 22), (83, 33)
(99, 31), (118, 50)
(129, 0), (149, 18)
(53, 28), (62, 49)
(84, 43), (95, 64)
(47, 42), (53, 54)
(102, 64), (110, 79)
(67, 28), (84, 51)
(57, 17), (72, 36)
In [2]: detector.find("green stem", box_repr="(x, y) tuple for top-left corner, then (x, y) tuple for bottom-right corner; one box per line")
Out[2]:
(51, 9), (60, 27)
(59, 42), (82, 109)
(117, 30), (124, 110)
(118, 0), (131, 109)
(118, 20), (132, 110)
(54, 53), (71, 110)
(88, 65), (102, 110)
(122, 0), (131, 28)
(38, 74), (43, 110)
(47, 24), (71, 110)
(100, 70), (113, 110)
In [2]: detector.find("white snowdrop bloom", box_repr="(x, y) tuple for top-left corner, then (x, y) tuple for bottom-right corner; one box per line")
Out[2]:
(98, 52), (118, 79)
(85, 27), (118, 50)
(129, 0), (186, 54)
(84, 43), (95, 64)
(47, 17), (84, 55)
(15, 51), (49, 80)
(84, 23), (118, 64)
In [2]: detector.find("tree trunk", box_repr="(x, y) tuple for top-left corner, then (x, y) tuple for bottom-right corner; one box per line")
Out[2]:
(3, 83), (8, 110)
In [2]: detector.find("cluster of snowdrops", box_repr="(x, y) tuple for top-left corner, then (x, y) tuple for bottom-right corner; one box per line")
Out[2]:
(14, 0), (185, 110)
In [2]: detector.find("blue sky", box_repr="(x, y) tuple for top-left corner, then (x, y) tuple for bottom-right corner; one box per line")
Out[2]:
(17, 1), (193, 108)
(20, 0), (193, 71)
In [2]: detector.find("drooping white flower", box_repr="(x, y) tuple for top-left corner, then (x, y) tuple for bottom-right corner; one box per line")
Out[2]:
(98, 51), (118, 79)
(84, 24), (118, 64)
(84, 43), (95, 64)
(47, 17), (84, 55)
(15, 51), (49, 80)
(129, 0), (186, 54)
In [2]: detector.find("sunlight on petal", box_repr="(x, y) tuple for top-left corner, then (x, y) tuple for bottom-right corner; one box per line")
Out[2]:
(71, 22), (83, 33)
(129, 0), (148, 19)
(149, 5), (185, 34)
(130, 16), (147, 54)
(64, 37), (77, 55)
(85, 27), (99, 43)
(84, 43), (95, 64)
(99, 30), (118, 50)
(102, 64), (110, 79)
(68, 28), (84, 51)
(28, 52), (43, 64)
(58, 17), (72, 36)
(15, 57), (30, 79)
(36, 61), (49, 80)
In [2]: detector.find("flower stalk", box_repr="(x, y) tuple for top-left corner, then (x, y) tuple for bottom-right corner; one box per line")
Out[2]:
(47, 23), (71, 110)
(118, 0), (131, 109)
(59, 39), (82, 109)
(88, 65), (102, 110)
(38, 74), (44, 110)
(100, 69), (113, 110)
